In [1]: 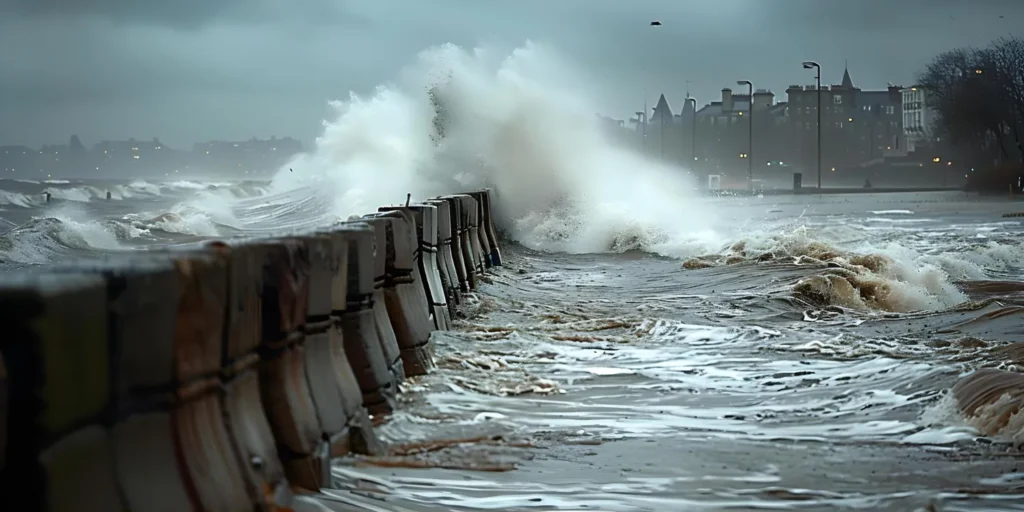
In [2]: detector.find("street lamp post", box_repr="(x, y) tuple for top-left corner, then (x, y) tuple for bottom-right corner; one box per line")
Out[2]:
(737, 80), (753, 190)
(635, 111), (646, 154)
(802, 61), (822, 189)
(686, 97), (697, 165)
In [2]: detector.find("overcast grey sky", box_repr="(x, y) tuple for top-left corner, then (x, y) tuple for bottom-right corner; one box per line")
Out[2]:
(1, 0), (1020, 149)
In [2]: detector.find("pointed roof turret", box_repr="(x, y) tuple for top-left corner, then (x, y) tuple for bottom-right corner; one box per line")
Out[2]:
(651, 94), (674, 123)
(841, 65), (855, 89)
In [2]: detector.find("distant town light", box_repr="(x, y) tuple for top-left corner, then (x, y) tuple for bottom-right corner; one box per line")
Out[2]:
(831, 167), (836, 172)
(975, 69), (984, 75)
(947, 161), (952, 166)
(738, 111), (743, 116)
(932, 157), (941, 163)
(133, 155), (140, 159)
(911, 87), (917, 91)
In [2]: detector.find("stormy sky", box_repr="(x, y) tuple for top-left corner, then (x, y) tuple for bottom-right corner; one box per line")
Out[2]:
(1, 0), (1020, 149)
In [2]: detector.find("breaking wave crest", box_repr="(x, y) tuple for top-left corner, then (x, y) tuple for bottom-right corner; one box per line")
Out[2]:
(682, 229), (1023, 313)
(260, 41), (715, 254)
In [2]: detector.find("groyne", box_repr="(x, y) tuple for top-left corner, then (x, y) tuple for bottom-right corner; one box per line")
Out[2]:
(0, 189), (503, 510)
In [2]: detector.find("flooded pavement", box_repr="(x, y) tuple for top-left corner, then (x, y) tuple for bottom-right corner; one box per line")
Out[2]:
(318, 193), (1024, 511)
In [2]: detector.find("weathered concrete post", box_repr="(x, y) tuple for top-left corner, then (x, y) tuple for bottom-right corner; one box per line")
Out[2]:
(425, 199), (461, 313)
(333, 222), (401, 415)
(362, 213), (436, 376)
(380, 204), (452, 330)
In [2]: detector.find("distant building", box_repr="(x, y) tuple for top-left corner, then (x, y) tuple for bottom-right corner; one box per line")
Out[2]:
(786, 66), (904, 174)
(692, 87), (787, 182)
(193, 136), (303, 174)
(901, 86), (938, 152)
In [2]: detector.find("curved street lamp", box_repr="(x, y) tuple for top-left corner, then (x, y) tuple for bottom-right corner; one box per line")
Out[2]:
(802, 61), (822, 189)
(686, 97), (697, 164)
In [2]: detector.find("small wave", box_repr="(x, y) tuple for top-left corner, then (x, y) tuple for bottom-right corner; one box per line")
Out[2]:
(0, 189), (39, 208)
(871, 210), (914, 215)
(0, 214), (134, 264)
(43, 179), (71, 184)
(162, 180), (211, 190)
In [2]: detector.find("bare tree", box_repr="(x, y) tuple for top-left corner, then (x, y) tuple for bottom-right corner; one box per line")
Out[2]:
(919, 37), (1024, 191)
(986, 37), (1024, 166)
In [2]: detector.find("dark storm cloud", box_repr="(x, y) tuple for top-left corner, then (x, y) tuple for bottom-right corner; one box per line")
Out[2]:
(0, 0), (370, 28)
(1, 0), (1022, 148)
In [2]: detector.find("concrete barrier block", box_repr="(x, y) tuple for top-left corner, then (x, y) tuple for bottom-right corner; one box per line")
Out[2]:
(258, 239), (310, 346)
(358, 216), (431, 373)
(50, 252), (227, 400)
(334, 222), (401, 411)
(457, 194), (486, 278)
(437, 196), (470, 293)
(114, 384), (251, 512)
(424, 199), (460, 312)
(479, 189), (503, 266)
(303, 326), (362, 436)
(170, 251), (230, 387)
(301, 233), (344, 325)
(379, 210), (436, 333)
(469, 190), (502, 267)
(331, 221), (403, 380)
(314, 228), (351, 321)
(258, 345), (323, 461)
(0, 273), (110, 454)
(222, 363), (288, 506)
(466, 192), (494, 269)
(47, 260), (178, 405)
(338, 308), (397, 416)
(383, 204), (451, 330)
(442, 195), (480, 288)
(34, 425), (127, 511)
(206, 242), (265, 367)
(365, 212), (436, 376)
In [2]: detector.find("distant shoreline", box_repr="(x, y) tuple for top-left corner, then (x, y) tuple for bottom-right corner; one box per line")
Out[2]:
(703, 186), (968, 197)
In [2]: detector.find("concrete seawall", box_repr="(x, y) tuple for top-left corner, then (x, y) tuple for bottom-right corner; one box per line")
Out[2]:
(0, 189), (503, 511)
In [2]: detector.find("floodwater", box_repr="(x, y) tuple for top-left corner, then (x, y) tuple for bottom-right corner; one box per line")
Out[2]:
(312, 192), (1024, 512)
(3, 181), (1024, 511)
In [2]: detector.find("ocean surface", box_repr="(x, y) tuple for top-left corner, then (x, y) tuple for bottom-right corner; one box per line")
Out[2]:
(3, 177), (1024, 511)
